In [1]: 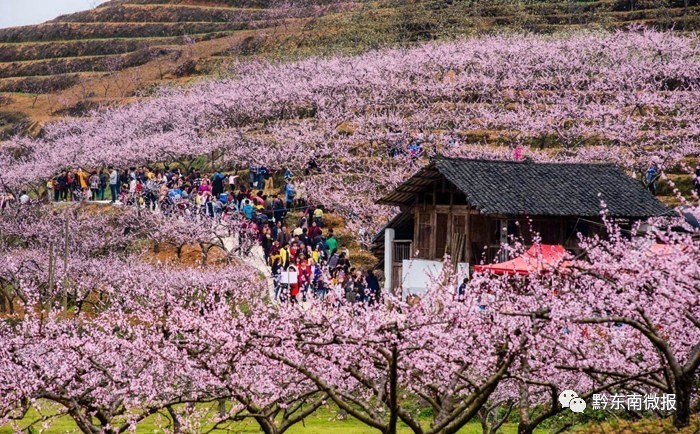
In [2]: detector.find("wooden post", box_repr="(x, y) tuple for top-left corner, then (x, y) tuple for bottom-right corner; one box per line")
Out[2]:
(453, 234), (465, 273)
(384, 228), (395, 294)
(499, 218), (508, 263)
(465, 210), (472, 265)
(429, 209), (436, 260)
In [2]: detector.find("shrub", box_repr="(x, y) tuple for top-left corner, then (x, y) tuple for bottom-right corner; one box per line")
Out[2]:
(0, 39), (152, 62)
(0, 94), (13, 107)
(235, 35), (268, 55)
(0, 74), (80, 94)
(174, 59), (198, 77)
(0, 111), (31, 140)
(0, 22), (241, 43)
(55, 5), (242, 23)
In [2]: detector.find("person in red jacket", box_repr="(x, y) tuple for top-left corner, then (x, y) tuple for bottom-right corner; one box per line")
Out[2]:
(289, 278), (300, 304)
(289, 241), (301, 263)
(307, 220), (321, 239)
(297, 257), (311, 302)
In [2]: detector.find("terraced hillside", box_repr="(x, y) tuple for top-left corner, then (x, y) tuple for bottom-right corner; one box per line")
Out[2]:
(0, 0), (345, 95)
(1, 0), (700, 140)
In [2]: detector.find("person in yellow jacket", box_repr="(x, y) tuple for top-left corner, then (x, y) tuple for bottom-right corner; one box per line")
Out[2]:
(279, 243), (290, 268)
(268, 240), (281, 267)
(313, 207), (324, 226)
(77, 168), (89, 190)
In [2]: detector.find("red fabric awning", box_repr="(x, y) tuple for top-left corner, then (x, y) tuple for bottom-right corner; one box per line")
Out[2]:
(647, 242), (680, 255)
(473, 244), (567, 276)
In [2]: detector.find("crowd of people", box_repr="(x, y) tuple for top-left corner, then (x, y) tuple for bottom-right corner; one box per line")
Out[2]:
(43, 164), (381, 305)
(47, 166), (246, 206)
(267, 223), (381, 305)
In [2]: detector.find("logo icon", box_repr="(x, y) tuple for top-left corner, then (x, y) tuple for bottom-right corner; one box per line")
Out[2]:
(559, 390), (586, 413)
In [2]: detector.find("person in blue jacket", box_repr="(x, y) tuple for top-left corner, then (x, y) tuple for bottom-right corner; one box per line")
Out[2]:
(242, 199), (254, 220)
(285, 182), (296, 209)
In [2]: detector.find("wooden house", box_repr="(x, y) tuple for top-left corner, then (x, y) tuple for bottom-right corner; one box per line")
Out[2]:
(372, 157), (671, 295)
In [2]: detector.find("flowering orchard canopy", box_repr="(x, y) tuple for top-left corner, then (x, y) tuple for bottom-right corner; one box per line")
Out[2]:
(1, 209), (698, 433)
(0, 187), (697, 433)
(2, 29), (700, 242)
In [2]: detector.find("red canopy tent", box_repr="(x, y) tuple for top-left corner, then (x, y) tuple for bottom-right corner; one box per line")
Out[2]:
(647, 242), (681, 255)
(473, 244), (568, 276)
(473, 243), (681, 276)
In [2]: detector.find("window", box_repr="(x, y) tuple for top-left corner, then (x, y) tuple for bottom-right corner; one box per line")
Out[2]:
(393, 241), (412, 262)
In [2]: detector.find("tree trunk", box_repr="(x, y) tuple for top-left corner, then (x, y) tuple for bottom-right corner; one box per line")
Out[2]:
(478, 408), (492, 434)
(518, 423), (535, 434)
(218, 399), (227, 418)
(167, 405), (182, 433)
(254, 416), (277, 434)
(201, 243), (209, 267)
(673, 374), (693, 428)
(387, 344), (398, 434)
(67, 407), (100, 434)
(517, 371), (531, 434)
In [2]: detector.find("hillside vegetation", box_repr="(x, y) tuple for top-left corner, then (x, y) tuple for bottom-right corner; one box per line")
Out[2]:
(2, 0), (700, 138)
(3, 30), (698, 242)
(0, 6), (699, 433)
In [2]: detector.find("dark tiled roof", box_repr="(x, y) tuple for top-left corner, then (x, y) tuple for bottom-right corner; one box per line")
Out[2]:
(378, 157), (671, 218)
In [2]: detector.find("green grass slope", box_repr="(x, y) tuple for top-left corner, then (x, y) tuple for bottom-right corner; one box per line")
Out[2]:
(0, 402), (532, 434)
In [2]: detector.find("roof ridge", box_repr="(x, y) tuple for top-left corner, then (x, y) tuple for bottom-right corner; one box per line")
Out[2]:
(433, 156), (619, 167)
